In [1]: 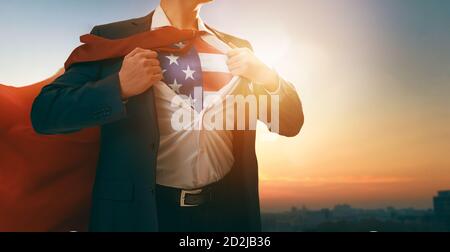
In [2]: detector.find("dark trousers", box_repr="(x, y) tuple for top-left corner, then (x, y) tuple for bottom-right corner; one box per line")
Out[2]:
(156, 179), (235, 232)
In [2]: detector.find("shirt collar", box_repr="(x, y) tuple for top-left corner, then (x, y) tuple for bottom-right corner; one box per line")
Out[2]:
(151, 5), (214, 35)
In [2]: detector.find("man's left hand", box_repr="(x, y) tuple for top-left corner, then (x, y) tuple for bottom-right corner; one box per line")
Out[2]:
(227, 48), (279, 92)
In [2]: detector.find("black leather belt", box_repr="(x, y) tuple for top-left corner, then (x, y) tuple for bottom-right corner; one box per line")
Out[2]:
(156, 180), (222, 207)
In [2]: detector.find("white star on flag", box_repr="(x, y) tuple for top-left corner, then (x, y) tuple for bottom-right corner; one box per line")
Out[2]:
(169, 79), (182, 93)
(166, 54), (179, 65)
(182, 65), (195, 80)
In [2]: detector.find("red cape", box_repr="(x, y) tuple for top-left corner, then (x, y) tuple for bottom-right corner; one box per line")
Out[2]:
(0, 26), (203, 231)
(0, 70), (99, 231)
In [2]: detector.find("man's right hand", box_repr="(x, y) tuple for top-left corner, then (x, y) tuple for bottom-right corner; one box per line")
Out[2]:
(118, 48), (162, 100)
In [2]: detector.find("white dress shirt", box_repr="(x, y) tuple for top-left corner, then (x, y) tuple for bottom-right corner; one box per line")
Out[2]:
(152, 5), (238, 189)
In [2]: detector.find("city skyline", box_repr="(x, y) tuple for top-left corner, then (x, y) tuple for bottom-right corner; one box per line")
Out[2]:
(262, 190), (450, 232)
(263, 190), (450, 212)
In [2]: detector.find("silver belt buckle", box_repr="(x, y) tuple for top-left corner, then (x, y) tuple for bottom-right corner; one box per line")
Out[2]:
(180, 189), (203, 207)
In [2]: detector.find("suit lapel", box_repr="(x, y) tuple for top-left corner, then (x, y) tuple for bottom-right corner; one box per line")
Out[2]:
(205, 25), (251, 49)
(131, 11), (154, 32)
(124, 12), (161, 142)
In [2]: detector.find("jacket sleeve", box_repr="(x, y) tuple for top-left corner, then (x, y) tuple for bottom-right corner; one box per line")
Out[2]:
(241, 41), (304, 137)
(31, 27), (127, 135)
(253, 76), (304, 137)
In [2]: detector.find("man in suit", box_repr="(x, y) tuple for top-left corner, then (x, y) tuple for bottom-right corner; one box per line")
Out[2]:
(31, 0), (304, 232)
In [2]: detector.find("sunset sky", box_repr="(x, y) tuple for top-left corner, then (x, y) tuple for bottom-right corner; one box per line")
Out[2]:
(1, 0), (449, 211)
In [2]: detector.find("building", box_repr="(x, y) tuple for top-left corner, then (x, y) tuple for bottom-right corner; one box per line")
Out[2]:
(433, 190), (450, 227)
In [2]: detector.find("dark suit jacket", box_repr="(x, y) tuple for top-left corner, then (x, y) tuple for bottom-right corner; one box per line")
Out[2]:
(31, 12), (304, 232)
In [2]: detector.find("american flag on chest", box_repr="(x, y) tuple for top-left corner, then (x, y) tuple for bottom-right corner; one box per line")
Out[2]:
(158, 36), (233, 112)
